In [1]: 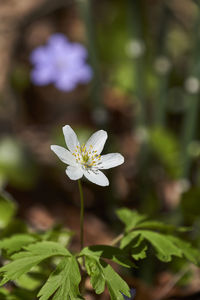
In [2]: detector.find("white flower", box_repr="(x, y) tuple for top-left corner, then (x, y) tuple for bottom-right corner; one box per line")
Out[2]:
(50, 125), (124, 186)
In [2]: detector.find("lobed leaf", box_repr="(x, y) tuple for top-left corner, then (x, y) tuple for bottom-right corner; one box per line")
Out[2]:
(84, 255), (130, 299)
(116, 208), (147, 232)
(138, 230), (183, 262)
(120, 231), (140, 249)
(101, 261), (130, 300)
(117, 208), (199, 264)
(15, 272), (41, 291)
(134, 221), (180, 232)
(0, 241), (71, 285)
(81, 245), (136, 268)
(130, 236), (148, 260)
(84, 256), (105, 294)
(166, 236), (200, 265)
(0, 234), (37, 255)
(38, 256), (82, 300)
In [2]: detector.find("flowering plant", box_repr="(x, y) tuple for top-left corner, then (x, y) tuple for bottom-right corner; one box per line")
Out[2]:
(30, 34), (92, 91)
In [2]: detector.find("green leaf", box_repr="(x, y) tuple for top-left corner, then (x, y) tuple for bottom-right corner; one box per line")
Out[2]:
(119, 234), (148, 261)
(120, 227), (199, 263)
(38, 256), (82, 300)
(0, 241), (71, 285)
(84, 256), (130, 299)
(120, 231), (140, 249)
(42, 227), (73, 248)
(0, 193), (17, 229)
(135, 221), (177, 232)
(116, 208), (147, 232)
(167, 236), (200, 265)
(130, 236), (148, 261)
(117, 208), (197, 264)
(84, 256), (105, 294)
(137, 230), (182, 262)
(81, 245), (135, 268)
(15, 273), (41, 291)
(0, 234), (37, 255)
(136, 220), (190, 233)
(101, 261), (130, 300)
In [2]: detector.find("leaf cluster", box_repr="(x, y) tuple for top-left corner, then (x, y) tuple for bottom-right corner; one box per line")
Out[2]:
(117, 208), (199, 264)
(0, 208), (199, 300)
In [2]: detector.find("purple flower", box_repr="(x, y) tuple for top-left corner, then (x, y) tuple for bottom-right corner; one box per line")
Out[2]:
(123, 288), (136, 300)
(30, 33), (92, 92)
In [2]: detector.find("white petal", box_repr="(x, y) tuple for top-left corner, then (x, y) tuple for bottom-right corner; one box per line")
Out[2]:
(50, 145), (76, 166)
(83, 169), (109, 186)
(66, 166), (83, 180)
(62, 125), (79, 153)
(99, 153), (124, 169)
(85, 130), (107, 154)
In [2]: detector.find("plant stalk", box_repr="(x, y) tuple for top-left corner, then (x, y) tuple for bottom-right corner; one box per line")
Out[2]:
(78, 179), (84, 250)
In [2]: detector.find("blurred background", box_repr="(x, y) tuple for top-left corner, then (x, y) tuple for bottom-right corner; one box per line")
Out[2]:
(1, 0), (200, 299)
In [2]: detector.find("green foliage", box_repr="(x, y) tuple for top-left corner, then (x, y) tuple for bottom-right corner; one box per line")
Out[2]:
(117, 208), (199, 264)
(0, 193), (17, 229)
(81, 245), (135, 268)
(0, 208), (199, 299)
(41, 226), (73, 248)
(15, 272), (41, 291)
(166, 236), (200, 265)
(149, 128), (182, 179)
(83, 255), (130, 299)
(0, 234), (37, 255)
(0, 241), (83, 300)
(0, 241), (71, 285)
(38, 256), (82, 300)
(80, 245), (132, 298)
(130, 236), (148, 260)
(116, 208), (147, 232)
(0, 137), (38, 189)
(102, 262), (130, 300)
(136, 231), (183, 262)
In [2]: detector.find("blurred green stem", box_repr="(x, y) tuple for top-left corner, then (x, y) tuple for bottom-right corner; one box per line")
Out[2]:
(78, 180), (84, 250)
(181, 2), (200, 177)
(77, 0), (102, 109)
(127, 0), (146, 127)
(154, 4), (170, 127)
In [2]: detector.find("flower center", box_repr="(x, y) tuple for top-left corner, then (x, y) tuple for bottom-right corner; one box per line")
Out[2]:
(72, 144), (101, 168)
(55, 57), (68, 70)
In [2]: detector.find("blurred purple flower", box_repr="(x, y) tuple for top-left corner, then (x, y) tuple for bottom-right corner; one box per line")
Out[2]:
(123, 288), (136, 300)
(30, 33), (92, 92)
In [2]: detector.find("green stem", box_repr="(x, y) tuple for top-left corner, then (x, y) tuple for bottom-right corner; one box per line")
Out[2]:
(77, 0), (102, 109)
(110, 233), (124, 246)
(181, 2), (200, 177)
(78, 179), (84, 250)
(127, 0), (147, 127)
